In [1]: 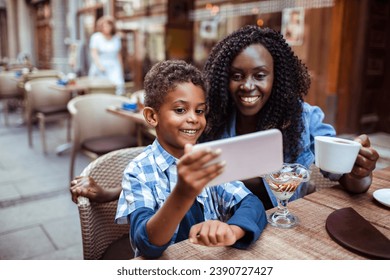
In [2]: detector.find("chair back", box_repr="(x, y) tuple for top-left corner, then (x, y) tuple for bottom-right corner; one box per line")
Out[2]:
(24, 69), (62, 82)
(24, 78), (72, 113)
(0, 71), (21, 98)
(67, 93), (136, 148)
(77, 146), (144, 260)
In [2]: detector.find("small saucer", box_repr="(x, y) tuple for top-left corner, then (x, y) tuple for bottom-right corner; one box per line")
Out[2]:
(373, 189), (390, 207)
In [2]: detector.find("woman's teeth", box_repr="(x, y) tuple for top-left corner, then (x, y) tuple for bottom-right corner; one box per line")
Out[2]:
(240, 96), (260, 103)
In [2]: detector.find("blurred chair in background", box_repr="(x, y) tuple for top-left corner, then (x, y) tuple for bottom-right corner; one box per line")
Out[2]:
(24, 78), (72, 154)
(24, 69), (62, 82)
(123, 81), (135, 96)
(0, 71), (24, 126)
(76, 146), (144, 259)
(15, 69), (62, 92)
(67, 93), (139, 180)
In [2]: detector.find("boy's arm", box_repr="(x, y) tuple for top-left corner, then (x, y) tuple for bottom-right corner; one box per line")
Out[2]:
(130, 207), (171, 258)
(146, 144), (225, 246)
(146, 187), (197, 246)
(226, 194), (267, 249)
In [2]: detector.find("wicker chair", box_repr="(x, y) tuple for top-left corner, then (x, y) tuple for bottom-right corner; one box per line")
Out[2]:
(77, 146), (144, 260)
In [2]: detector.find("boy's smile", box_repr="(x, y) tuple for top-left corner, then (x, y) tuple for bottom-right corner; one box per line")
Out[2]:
(149, 82), (206, 159)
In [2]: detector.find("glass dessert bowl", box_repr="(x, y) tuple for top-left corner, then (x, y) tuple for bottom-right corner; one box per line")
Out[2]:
(265, 163), (310, 228)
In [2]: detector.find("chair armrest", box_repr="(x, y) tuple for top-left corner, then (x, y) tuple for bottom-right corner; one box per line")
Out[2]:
(77, 198), (129, 259)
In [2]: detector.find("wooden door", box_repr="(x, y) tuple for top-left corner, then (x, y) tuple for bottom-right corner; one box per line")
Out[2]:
(332, 0), (390, 134)
(357, 0), (390, 133)
(35, 2), (52, 69)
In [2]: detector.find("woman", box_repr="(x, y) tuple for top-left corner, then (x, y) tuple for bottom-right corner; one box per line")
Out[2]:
(200, 25), (379, 209)
(88, 15), (124, 95)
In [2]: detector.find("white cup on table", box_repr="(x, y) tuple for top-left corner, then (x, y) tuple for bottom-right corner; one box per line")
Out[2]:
(315, 136), (361, 174)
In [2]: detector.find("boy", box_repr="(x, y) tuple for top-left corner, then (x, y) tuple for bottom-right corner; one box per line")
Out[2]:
(115, 60), (267, 259)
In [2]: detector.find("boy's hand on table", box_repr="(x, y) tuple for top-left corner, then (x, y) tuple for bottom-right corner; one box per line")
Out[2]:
(189, 220), (244, 246)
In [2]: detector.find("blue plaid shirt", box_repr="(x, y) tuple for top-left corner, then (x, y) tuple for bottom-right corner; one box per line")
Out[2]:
(116, 140), (266, 258)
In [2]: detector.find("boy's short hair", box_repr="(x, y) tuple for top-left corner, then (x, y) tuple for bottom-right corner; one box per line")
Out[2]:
(143, 60), (206, 111)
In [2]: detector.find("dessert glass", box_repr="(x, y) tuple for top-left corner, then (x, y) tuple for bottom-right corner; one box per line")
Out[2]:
(265, 163), (310, 228)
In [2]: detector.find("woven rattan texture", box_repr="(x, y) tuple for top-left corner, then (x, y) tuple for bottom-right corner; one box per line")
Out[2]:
(309, 164), (336, 190)
(78, 146), (144, 259)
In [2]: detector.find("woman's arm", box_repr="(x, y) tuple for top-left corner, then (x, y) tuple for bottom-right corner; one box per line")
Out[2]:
(90, 47), (105, 72)
(117, 52), (123, 73)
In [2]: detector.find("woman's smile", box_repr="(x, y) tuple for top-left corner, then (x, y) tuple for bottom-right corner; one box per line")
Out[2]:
(239, 95), (262, 105)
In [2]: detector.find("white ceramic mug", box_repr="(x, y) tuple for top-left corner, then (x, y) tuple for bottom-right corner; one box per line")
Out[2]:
(314, 136), (361, 174)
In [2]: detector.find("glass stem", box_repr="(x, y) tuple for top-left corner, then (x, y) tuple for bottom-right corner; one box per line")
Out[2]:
(276, 199), (289, 216)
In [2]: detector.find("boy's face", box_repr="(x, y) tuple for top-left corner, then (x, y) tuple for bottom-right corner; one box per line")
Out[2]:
(152, 82), (206, 158)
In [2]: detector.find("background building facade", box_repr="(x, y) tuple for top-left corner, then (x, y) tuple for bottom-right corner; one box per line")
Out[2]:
(0, 0), (389, 135)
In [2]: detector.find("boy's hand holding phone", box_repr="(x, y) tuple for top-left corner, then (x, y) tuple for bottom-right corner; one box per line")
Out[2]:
(175, 144), (225, 199)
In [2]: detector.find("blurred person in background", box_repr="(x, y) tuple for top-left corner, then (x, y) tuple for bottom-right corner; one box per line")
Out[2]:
(88, 15), (124, 95)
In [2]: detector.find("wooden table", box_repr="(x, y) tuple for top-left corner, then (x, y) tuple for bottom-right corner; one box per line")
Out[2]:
(138, 167), (390, 260)
(106, 105), (156, 146)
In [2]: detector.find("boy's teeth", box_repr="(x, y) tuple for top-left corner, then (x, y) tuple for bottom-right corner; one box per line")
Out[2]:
(182, 130), (196, 134)
(241, 96), (260, 103)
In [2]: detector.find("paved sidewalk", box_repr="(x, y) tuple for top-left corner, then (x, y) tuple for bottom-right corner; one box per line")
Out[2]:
(0, 111), (90, 259)
(1, 108), (389, 260)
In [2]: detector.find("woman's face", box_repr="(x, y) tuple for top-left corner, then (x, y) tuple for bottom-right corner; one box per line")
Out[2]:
(229, 44), (274, 117)
(101, 22), (113, 36)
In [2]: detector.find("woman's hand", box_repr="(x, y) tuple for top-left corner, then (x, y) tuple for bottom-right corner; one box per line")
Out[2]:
(189, 220), (244, 247)
(340, 134), (380, 193)
(350, 134), (379, 178)
(70, 176), (119, 203)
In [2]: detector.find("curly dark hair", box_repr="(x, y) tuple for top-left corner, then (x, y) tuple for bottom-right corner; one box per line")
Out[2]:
(201, 25), (311, 162)
(144, 60), (206, 111)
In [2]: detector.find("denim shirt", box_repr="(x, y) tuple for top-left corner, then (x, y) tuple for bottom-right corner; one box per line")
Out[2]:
(220, 102), (337, 207)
